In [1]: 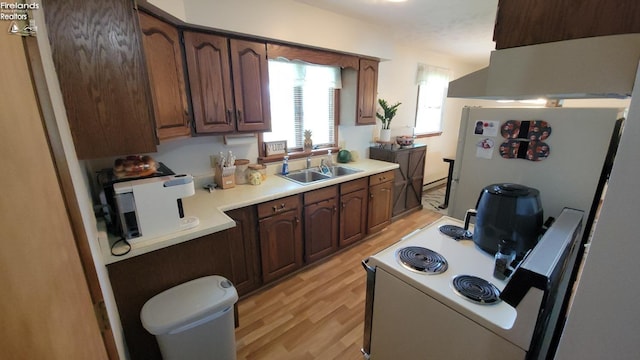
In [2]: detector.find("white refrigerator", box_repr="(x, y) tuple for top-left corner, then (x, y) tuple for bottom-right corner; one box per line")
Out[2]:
(448, 107), (623, 228)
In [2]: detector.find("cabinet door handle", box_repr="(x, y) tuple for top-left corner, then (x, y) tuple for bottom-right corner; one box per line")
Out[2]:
(370, 193), (374, 199)
(226, 109), (232, 124)
(237, 109), (243, 123)
(272, 203), (287, 213)
(333, 205), (337, 213)
(295, 216), (300, 225)
(342, 201), (346, 209)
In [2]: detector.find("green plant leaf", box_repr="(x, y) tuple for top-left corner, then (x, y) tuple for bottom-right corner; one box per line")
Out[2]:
(376, 98), (402, 129)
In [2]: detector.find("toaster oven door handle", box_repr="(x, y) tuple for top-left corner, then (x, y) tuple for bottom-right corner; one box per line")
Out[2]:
(361, 259), (376, 359)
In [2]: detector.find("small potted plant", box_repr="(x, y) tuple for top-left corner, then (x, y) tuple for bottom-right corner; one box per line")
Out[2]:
(376, 98), (401, 142)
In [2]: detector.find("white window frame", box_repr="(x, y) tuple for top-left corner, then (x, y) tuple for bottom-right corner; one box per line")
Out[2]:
(263, 60), (340, 155)
(414, 64), (451, 135)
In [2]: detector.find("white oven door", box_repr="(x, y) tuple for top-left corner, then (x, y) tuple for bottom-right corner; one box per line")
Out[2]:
(369, 268), (525, 360)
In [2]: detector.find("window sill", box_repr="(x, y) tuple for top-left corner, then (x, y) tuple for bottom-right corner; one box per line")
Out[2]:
(415, 131), (443, 139)
(259, 146), (340, 164)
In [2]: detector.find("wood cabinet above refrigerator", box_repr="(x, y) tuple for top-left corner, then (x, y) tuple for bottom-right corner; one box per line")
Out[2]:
(44, 0), (157, 159)
(494, 0), (640, 49)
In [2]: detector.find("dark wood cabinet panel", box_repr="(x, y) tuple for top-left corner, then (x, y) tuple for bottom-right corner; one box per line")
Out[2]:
(225, 207), (262, 295)
(183, 35), (271, 134)
(494, 0), (640, 49)
(138, 12), (192, 140)
(304, 186), (339, 263)
(107, 206), (259, 360)
(44, 0), (157, 159)
(370, 145), (426, 219)
(230, 39), (272, 132)
(367, 171), (394, 234)
(259, 209), (304, 283)
(183, 31), (236, 133)
(339, 179), (368, 247)
(357, 58), (379, 125)
(257, 195), (303, 283)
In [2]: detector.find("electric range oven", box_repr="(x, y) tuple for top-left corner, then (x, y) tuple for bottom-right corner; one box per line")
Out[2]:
(362, 208), (584, 359)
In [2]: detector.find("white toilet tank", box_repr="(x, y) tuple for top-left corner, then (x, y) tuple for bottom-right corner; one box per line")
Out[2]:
(141, 275), (238, 360)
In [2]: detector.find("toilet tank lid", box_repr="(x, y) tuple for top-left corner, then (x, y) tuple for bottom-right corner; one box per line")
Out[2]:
(140, 275), (238, 335)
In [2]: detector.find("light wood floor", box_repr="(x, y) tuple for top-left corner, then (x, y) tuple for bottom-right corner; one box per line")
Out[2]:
(235, 208), (443, 359)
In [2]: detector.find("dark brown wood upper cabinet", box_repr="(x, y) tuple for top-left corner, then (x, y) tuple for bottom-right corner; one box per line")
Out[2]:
(138, 12), (192, 140)
(357, 58), (379, 125)
(183, 31), (236, 133)
(183, 32), (271, 134)
(230, 39), (272, 132)
(494, 0), (640, 49)
(44, 0), (157, 159)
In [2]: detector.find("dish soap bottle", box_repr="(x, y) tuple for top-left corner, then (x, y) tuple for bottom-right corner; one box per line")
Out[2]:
(281, 156), (289, 175)
(325, 150), (334, 168)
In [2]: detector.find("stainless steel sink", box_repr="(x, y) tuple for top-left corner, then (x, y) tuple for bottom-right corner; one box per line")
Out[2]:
(281, 169), (331, 185)
(280, 165), (363, 185)
(328, 165), (362, 176)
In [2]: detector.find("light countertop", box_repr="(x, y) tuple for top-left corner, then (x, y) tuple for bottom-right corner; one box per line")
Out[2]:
(98, 158), (398, 264)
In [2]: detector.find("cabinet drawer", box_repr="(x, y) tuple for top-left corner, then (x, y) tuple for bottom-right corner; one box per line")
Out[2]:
(369, 170), (394, 186)
(257, 194), (301, 218)
(304, 185), (338, 204)
(340, 177), (368, 194)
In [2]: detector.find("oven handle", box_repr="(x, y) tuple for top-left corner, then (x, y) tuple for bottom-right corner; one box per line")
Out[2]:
(361, 259), (376, 359)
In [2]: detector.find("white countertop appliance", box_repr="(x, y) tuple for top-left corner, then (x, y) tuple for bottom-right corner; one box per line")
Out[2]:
(113, 174), (199, 243)
(362, 208), (584, 359)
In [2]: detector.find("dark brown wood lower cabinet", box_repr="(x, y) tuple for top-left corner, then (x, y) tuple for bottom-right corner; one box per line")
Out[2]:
(367, 171), (394, 234)
(304, 186), (339, 263)
(339, 178), (368, 247)
(370, 144), (426, 219)
(257, 195), (304, 283)
(107, 206), (260, 360)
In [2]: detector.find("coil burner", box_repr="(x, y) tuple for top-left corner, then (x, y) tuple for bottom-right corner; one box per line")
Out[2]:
(396, 246), (448, 274)
(438, 224), (472, 240)
(452, 275), (501, 305)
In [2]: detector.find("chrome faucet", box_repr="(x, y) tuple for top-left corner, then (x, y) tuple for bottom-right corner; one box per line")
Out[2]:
(306, 156), (312, 169)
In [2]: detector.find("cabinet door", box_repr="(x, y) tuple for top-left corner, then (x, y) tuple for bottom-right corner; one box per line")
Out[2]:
(494, 0), (640, 49)
(368, 180), (393, 234)
(225, 207), (262, 296)
(183, 31), (236, 133)
(392, 151), (409, 216)
(259, 209), (303, 283)
(230, 39), (272, 132)
(44, 0), (157, 159)
(138, 12), (192, 140)
(340, 188), (368, 247)
(406, 147), (426, 211)
(357, 58), (379, 125)
(304, 197), (339, 263)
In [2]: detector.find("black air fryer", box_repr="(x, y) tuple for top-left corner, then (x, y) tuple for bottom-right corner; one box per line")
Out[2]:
(469, 183), (543, 257)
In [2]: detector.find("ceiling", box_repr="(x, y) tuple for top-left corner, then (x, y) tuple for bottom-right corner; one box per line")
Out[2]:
(294, 0), (499, 65)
